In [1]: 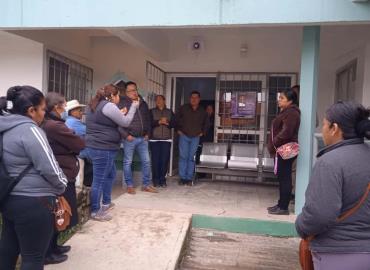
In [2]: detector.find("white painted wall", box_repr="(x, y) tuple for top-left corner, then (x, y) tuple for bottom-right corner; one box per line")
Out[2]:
(317, 25), (370, 126)
(0, 31), (44, 96)
(91, 36), (155, 91)
(362, 42), (370, 107)
(2, 25), (370, 115)
(160, 27), (302, 72)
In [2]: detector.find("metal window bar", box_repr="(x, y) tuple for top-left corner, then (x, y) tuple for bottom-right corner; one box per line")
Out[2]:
(146, 61), (166, 108)
(215, 72), (297, 182)
(47, 50), (93, 104)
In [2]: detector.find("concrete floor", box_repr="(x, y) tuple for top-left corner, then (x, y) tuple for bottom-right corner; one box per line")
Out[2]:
(46, 174), (298, 270)
(113, 174), (296, 223)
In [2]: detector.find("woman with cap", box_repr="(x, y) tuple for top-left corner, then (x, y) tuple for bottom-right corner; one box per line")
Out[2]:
(296, 101), (370, 270)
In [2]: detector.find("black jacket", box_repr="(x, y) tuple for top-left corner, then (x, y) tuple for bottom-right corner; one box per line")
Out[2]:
(118, 96), (151, 138)
(41, 112), (85, 180)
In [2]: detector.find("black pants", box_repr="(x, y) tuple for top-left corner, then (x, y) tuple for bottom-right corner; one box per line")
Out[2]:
(277, 155), (296, 210)
(0, 196), (54, 270)
(149, 141), (171, 186)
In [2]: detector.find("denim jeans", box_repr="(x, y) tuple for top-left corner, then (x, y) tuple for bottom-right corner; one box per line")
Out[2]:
(178, 135), (200, 181)
(123, 137), (151, 187)
(149, 141), (171, 186)
(86, 147), (118, 213)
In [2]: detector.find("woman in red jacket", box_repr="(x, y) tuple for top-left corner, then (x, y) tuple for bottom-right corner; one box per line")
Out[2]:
(267, 88), (300, 215)
(42, 92), (85, 265)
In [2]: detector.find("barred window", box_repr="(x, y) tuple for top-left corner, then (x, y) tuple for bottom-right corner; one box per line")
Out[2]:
(47, 51), (93, 103)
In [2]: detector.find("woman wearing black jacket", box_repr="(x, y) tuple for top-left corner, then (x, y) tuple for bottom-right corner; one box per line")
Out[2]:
(267, 88), (301, 215)
(42, 92), (85, 265)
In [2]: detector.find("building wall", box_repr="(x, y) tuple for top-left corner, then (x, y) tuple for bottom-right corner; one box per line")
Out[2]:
(362, 42), (370, 107)
(91, 36), (155, 91)
(161, 27), (302, 73)
(2, 25), (369, 113)
(317, 25), (370, 127)
(7, 30), (155, 93)
(0, 31), (44, 96)
(1, 0), (369, 28)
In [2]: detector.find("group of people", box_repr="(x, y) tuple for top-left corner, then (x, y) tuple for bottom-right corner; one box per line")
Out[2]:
(0, 81), (370, 270)
(0, 82), (210, 269)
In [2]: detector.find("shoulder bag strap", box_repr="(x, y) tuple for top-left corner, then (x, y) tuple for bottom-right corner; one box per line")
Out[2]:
(337, 183), (370, 222)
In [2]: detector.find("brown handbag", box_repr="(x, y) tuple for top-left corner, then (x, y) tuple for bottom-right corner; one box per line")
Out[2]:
(299, 183), (370, 270)
(54, 196), (72, 232)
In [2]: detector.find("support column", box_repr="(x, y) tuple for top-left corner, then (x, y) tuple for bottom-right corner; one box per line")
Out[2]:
(295, 26), (320, 214)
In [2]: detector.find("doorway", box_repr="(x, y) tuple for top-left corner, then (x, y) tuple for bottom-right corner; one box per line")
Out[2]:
(168, 75), (217, 176)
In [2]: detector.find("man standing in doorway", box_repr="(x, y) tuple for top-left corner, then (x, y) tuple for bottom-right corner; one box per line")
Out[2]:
(176, 91), (209, 185)
(118, 81), (157, 194)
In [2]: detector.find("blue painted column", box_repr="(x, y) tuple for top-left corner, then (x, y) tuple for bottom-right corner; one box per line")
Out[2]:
(295, 26), (320, 214)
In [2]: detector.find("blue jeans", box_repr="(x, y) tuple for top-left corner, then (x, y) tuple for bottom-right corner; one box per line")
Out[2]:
(123, 137), (151, 188)
(86, 148), (118, 213)
(178, 135), (200, 181)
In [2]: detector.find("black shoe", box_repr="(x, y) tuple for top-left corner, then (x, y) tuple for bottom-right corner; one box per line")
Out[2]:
(268, 207), (289, 215)
(54, 245), (71, 254)
(178, 179), (185, 185)
(160, 183), (167, 188)
(44, 253), (68, 265)
(185, 180), (193, 186)
(267, 204), (279, 211)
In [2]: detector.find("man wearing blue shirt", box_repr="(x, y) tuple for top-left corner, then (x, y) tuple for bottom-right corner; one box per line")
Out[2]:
(65, 100), (86, 139)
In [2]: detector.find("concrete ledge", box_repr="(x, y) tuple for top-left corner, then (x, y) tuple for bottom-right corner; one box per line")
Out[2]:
(192, 214), (298, 237)
(46, 208), (192, 270)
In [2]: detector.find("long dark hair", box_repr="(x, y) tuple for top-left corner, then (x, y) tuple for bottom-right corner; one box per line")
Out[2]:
(281, 88), (298, 105)
(89, 84), (119, 112)
(326, 101), (370, 140)
(0, 85), (44, 116)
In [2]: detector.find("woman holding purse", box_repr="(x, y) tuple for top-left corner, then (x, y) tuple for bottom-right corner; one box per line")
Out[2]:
(267, 88), (300, 215)
(41, 92), (85, 265)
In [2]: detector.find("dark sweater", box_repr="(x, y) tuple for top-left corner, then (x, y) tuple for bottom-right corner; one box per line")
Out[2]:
(41, 113), (85, 180)
(296, 138), (370, 253)
(150, 107), (175, 140)
(118, 96), (151, 139)
(175, 104), (209, 137)
(268, 104), (301, 155)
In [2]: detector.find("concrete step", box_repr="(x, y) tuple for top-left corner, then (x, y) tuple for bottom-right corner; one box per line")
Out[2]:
(179, 228), (300, 270)
(46, 207), (191, 270)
